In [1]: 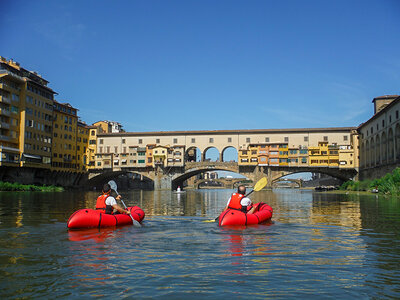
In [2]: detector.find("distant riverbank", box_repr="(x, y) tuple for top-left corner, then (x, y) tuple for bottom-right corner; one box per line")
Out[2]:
(0, 181), (64, 192)
(323, 190), (377, 196)
(339, 167), (400, 196)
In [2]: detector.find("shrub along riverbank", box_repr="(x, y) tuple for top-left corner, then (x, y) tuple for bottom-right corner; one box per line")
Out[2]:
(0, 181), (64, 192)
(340, 168), (400, 195)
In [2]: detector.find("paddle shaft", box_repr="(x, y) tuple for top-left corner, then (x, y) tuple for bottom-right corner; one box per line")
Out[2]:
(116, 191), (141, 227)
(245, 190), (254, 198)
(108, 181), (141, 227)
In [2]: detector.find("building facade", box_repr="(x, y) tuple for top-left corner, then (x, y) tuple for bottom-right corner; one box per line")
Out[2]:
(359, 95), (400, 179)
(0, 56), (55, 169)
(0, 56), (91, 175)
(93, 120), (123, 133)
(77, 121), (89, 172)
(52, 101), (78, 171)
(92, 128), (359, 173)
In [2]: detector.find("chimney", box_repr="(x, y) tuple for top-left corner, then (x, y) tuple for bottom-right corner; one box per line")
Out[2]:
(372, 95), (399, 114)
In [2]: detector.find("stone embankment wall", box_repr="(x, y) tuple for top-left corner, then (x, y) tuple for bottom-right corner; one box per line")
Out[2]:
(0, 167), (88, 188)
(359, 162), (400, 181)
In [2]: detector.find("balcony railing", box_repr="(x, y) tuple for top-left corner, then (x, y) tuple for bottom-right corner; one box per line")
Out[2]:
(0, 109), (10, 116)
(0, 122), (10, 129)
(0, 96), (11, 104)
(0, 70), (25, 83)
(0, 145), (19, 152)
(0, 134), (10, 141)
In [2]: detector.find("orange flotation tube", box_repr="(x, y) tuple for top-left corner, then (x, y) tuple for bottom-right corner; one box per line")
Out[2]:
(218, 202), (273, 226)
(67, 206), (145, 229)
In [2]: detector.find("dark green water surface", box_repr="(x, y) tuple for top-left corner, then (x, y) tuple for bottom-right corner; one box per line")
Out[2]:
(1, 189), (400, 299)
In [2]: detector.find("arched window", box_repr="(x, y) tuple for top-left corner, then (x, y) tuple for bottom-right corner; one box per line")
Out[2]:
(396, 124), (400, 161)
(203, 147), (220, 162)
(388, 128), (394, 162)
(221, 146), (238, 162)
(375, 135), (381, 165)
(370, 137), (375, 166)
(381, 132), (387, 162)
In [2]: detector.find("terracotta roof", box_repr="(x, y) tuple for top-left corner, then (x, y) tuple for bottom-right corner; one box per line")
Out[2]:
(97, 127), (356, 137)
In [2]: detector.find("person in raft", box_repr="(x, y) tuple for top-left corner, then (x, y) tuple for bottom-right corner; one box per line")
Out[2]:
(224, 185), (257, 214)
(95, 183), (131, 215)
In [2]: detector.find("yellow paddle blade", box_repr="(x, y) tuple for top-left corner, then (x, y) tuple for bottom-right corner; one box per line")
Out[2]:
(253, 177), (268, 191)
(203, 219), (216, 223)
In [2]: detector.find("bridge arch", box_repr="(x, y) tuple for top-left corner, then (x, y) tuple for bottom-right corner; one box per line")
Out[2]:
(197, 180), (224, 189)
(203, 146), (220, 162)
(272, 178), (302, 188)
(221, 146), (238, 162)
(270, 168), (354, 184)
(194, 178), (248, 189)
(87, 170), (154, 190)
(185, 146), (201, 162)
(171, 163), (248, 190)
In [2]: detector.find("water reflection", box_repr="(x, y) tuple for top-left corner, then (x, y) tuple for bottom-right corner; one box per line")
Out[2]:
(311, 193), (362, 229)
(1, 189), (400, 298)
(68, 227), (118, 242)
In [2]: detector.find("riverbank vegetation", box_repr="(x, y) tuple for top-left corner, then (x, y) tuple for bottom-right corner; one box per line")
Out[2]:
(0, 181), (64, 192)
(340, 168), (400, 195)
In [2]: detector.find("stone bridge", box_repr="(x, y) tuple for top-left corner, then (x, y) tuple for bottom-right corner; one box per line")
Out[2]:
(272, 178), (303, 188)
(85, 161), (357, 190)
(193, 177), (248, 189)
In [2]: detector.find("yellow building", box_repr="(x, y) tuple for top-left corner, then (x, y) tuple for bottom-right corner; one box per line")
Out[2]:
(328, 144), (339, 167)
(153, 146), (168, 167)
(309, 142), (326, 166)
(248, 145), (259, 165)
(308, 141), (340, 167)
(308, 142), (341, 167)
(238, 147), (250, 165)
(166, 145), (185, 167)
(0, 56), (55, 169)
(339, 146), (356, 168)
(238, 145), (258, 165)
(87, 126), (99, 169)
(339, 130), (359, 169)
(77, 121), (89, 172)
(51, 101), (78, 172)
(0, 64), (23, 166)
(278, 144), (288, 166)
(146, 144), (155, 167)
(92, 120), (123, 133)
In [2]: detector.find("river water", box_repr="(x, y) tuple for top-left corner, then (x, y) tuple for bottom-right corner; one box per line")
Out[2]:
(0, 188), (400, 299)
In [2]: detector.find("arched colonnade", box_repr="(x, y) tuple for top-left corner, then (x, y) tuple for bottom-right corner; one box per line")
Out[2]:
(360, 123), (400, 168)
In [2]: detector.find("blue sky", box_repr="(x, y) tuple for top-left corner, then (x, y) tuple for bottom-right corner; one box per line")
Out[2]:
(1, 0), (400, 133)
